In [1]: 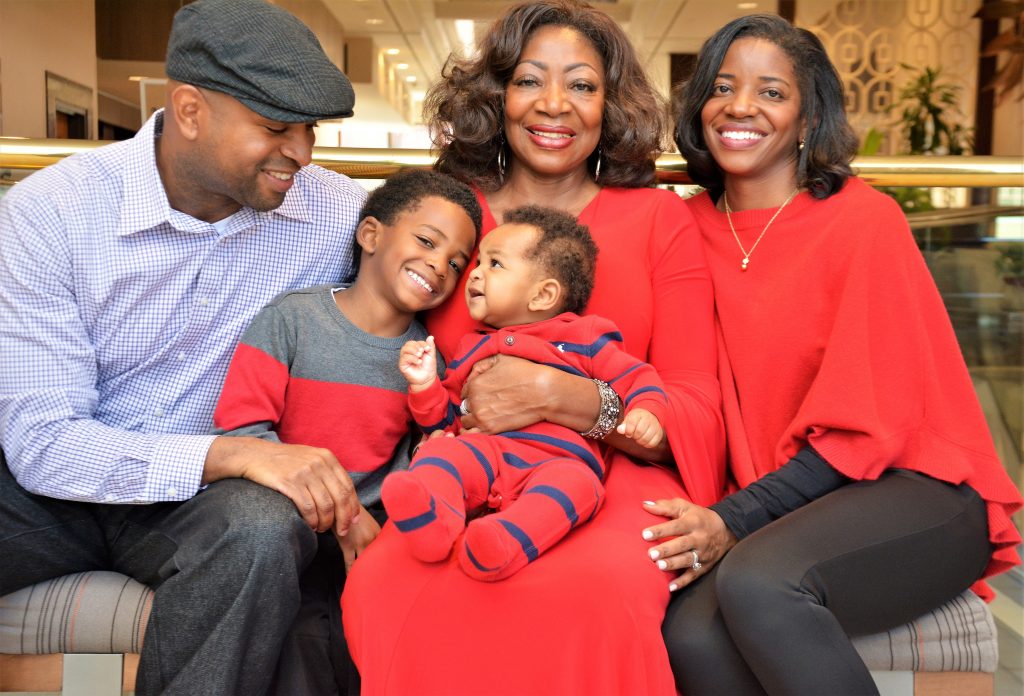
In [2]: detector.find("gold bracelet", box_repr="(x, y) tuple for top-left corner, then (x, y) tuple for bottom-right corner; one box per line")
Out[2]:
(580, 379), (621, 440)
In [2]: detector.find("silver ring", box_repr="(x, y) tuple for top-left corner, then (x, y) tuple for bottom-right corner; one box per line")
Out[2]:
(459, 399), (470, 416)
(691, 550), (702, 571)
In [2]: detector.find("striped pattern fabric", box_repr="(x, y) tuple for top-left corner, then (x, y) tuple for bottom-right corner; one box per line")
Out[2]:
(0, 572), (152, 654)
(214, 285), (425, 508)
(852, 590), (998, 673)
(0, 574), (996, 674)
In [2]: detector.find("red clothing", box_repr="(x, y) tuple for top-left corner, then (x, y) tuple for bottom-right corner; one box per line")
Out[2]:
(342, 187), (725, 695)
(687, 178), (1022, 599)
(412, 312), (668, 444)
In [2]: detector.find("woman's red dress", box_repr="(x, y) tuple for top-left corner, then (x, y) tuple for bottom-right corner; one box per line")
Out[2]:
(342, 187), (725, 695)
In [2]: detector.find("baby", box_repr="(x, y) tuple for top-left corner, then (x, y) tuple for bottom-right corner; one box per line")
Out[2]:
(383, 205), (666, 581)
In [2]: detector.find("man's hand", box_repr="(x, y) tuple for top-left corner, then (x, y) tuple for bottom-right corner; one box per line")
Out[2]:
(204, 436), (361, 536)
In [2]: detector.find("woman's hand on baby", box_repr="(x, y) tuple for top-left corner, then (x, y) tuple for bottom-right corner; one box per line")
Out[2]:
(616, 408), (663, 448)
(640, 498), (737, 592)
(338, 506), (382, 573)
(459, 354), (553, 433)
(399, 336), (437, 389)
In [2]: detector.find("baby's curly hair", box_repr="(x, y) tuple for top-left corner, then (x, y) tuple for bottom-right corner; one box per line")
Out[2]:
(425, 0), (666, 192)
(504, 205), (598, 315)
(354, 169), (482, 272)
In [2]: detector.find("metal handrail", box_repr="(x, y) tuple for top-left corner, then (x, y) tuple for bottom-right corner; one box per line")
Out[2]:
(1, 137), (1022, 187)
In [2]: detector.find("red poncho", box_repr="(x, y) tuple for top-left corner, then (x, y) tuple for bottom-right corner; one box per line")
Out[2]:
(688, 178), (1022, 599)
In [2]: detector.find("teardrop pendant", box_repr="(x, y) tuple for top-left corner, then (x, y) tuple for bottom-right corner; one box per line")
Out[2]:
(741, 257), (750, 271)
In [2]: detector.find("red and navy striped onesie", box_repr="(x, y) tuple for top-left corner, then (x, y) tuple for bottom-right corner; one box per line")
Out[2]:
(383, 311), (668, 581)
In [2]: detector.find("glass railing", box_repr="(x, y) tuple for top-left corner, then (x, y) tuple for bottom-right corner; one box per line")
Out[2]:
(1, 142), (1021, 521)
(0, 139), (1021, 186)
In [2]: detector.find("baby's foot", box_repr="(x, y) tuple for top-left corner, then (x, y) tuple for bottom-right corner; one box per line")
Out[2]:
(459, 515), (533, 582)
(382, 472), (464, 562)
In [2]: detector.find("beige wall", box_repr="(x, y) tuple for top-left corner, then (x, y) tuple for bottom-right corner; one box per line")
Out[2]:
(0, 0), (97, 138)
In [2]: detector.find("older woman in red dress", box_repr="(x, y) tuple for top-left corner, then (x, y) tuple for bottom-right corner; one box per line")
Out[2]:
(342, 2), (725, 694)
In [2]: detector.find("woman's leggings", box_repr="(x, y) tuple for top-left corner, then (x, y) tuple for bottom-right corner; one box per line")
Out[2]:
(662, 470), (991, 696)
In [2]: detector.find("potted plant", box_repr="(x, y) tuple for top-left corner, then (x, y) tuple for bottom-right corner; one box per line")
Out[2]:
(974, 0), (1024, 105)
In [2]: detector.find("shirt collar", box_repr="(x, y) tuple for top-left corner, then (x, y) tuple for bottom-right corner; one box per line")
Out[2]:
(117, 109), (312, 236)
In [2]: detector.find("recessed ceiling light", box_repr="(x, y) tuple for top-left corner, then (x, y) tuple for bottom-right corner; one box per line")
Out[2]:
(365, 18), (383, 25)
(738, 2), (758, 8)
(386, 48), (400, 55)
(406, 76), (417, 83)
(395, 63), (409, 70)
(128, 76), (146, 81)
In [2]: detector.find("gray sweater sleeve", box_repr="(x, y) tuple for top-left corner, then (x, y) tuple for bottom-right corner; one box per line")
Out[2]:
(709, 447), (851, 540)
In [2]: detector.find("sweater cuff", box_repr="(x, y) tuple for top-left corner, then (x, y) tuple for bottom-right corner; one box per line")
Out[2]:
(624, 399), (668, 428)
(710, 446), (850, 540)
(408, 379), (457, 433)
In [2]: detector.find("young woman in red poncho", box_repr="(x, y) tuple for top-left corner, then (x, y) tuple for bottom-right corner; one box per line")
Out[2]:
(647, 14), (1024, 696)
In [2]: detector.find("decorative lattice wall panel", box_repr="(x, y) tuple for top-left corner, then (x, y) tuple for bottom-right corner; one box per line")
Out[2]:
(798, 0), (981, 154)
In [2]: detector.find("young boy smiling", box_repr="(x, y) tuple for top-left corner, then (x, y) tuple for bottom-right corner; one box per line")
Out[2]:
(213, 169), (480, 565)
(384, 205), (667, 581)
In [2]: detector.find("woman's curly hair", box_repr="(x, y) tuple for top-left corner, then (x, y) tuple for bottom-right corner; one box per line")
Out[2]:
(425, 0), (666, 192)
(671, 14), (858, 201)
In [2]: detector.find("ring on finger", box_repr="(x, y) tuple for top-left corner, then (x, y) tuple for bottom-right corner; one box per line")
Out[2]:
(691, 550), (702, 571)
(459, 399), (471, 416)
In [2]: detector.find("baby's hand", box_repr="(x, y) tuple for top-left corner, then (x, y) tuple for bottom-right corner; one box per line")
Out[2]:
(399, 336), (438, 390)
(617, 408), (664, 448)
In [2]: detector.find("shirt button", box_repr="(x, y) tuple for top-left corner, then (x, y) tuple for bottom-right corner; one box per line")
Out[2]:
(167, 486), (178, 497)
(199, 298), (209, 306)
(505, 336), (515, 346)
(177, 352), (186, 361)
(154, 408), (165, 417)
(104, 494), (115, 502)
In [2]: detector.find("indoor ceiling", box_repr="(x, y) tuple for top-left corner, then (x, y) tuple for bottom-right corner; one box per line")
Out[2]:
(96, 1), (781, 129)
(320, 0), (781, 96)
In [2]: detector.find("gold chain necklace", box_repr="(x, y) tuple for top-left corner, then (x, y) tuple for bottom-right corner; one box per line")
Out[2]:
(723, 188), (800, 271)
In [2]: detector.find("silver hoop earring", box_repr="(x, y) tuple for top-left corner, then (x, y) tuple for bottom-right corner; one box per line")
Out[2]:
(497, 138), (507, 181)
(594, 149), (602, 180)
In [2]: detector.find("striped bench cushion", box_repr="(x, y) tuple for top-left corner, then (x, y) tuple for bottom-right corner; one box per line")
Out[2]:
(0, 571), (152, 654)
(852, 590), (998, 672)
(0, 573), (997, 676)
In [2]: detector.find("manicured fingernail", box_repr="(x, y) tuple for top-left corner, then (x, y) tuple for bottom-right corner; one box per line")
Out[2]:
(657, 559), (668, 570)
(649, 548), (660, 560)
(669, 583), (678, 592)
(642, 529), (654, 540)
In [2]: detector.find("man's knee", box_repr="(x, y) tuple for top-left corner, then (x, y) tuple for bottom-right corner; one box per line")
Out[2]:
(193, 479), (317, 570)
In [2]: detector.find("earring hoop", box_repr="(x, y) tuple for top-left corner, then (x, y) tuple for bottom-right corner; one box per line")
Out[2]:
(594, 148), (602, 180)
(497, 135), (507, 181)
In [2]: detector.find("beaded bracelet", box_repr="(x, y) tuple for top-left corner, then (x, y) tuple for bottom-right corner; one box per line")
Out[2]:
(580, 379), (621, 440)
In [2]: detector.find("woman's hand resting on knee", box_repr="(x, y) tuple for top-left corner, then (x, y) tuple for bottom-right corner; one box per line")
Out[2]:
(641, 499), (738, 591)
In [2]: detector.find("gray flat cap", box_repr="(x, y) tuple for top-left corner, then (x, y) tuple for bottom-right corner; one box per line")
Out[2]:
(166, 0), (354, 122)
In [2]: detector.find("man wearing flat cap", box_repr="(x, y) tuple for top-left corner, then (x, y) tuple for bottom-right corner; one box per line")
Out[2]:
(0, 0), (369, 693)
